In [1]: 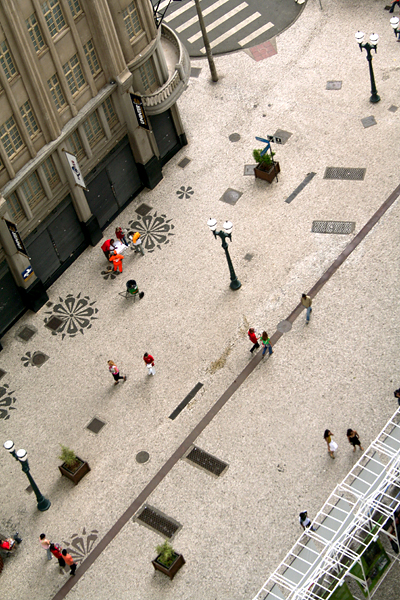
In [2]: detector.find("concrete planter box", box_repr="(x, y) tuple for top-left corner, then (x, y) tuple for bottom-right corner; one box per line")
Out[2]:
(152, 552), (185, 579)
(254, 161), (280, 183)
(59, 457), (90, 485)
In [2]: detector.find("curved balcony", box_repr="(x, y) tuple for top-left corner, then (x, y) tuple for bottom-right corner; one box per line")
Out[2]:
(141, 24), (190, 115)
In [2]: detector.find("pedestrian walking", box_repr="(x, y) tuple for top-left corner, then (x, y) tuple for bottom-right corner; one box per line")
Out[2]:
(390, 0), (400, 14)
(115, 226), (129, 247)
(260, 331), (273, 357)
(62, 549), (77, 576)
(49, 543), (66, 573)
(108, 360), (126, 385)
(301, 293), (312, 324)
(394, 388), (400, 406)
(324, 429), (338, 459)
(299, 511), (316, 531)
(347, 429), (364, 452)
(39, 533), (52, 560)
(143, 352), (155, 375)
(101, 238), (116, 260)
(248, 328), (260, 353)
(109, 250), (124, 273)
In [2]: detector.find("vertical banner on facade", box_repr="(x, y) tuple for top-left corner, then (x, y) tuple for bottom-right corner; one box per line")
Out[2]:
(64, 151), (87, 189)
(130, 93), (150, 130)
(4, 219), (28, 256)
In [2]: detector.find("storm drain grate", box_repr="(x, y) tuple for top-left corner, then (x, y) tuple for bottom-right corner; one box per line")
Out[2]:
(135, 203), (152, 216)
(86, 417), (106, 434)
(135, 505), (181, 539)
(324, 167), (366, 181)
(312, 221), (356, 234)
(17, 325), (37, 342)
(186, 446), (228, 477)
(45, 316), (65, 332)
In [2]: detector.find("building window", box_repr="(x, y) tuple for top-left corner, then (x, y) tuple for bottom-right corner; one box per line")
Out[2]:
(0, 40), (17, 81)
(83, 112), (104, 148)
(20, 101), (39, 139)
(102, 97), (119, 129)
(68, 130), (85, 161)
(67, 0), (82, 18)
(47, 73), (66, 110)
(41, 0), (66, 38)
(63, 54), (86, 97)
(26, 13), (45, 54)
(20, 172), (45, 210)
(42, 156), (60, 189)
(6, 192), (24, 224)
(139, 60), (156, 92)
(83, 39), (100, 76)
(123, 2), (142, 41)
(0, 116), (24, 159)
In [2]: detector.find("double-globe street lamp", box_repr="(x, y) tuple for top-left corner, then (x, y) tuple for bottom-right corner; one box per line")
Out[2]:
(4, 440), (51, 512)
(355, 31), (380, 103)
(207, 219), (241, 290)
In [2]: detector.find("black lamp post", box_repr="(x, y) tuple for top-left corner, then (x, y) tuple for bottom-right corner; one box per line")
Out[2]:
(207, 218), (241, 290)
(355, 31), (380, 103)
(390, 16), (400, 39)
(4, 440), (51, 512)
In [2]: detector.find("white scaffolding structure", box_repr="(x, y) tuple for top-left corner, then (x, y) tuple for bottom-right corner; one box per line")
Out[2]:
(253, 408), (400, 600)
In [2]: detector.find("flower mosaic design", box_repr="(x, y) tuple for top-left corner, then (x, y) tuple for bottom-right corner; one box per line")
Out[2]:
(0, 384), (17, 420)
(44, 293), (98, 339)
(62, 528), (99, 565)
(176, 186), (194, 199)
(21, 351), (49, 368)
(101, 266), (121, 280)
(128, 211), (174, 253)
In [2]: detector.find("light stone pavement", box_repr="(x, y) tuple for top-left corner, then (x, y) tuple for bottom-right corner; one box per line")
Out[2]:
(1, 0), (400, 599)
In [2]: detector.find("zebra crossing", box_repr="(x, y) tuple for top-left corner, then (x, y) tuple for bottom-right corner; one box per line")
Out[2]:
(160, 0), (280, 56)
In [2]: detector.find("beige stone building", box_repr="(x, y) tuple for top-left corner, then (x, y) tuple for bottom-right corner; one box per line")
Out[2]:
(0, 0), (190, 346)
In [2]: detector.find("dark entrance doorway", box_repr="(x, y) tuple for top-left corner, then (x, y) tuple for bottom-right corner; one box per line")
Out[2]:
(150, 110), (180, 165)
(0, 260), (26, 336)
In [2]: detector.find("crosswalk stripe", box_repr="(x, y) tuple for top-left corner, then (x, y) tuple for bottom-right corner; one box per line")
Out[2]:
(188, 2), (248, 44)
(200, 12), (261, 52)
(176, 0), (231, 33)
(156, 0), (172, 10)
(238, 21), (274, 46)
(164, 0), (196, 21)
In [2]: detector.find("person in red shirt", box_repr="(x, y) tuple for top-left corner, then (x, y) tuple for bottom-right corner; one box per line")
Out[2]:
(62, 549), (77, 576)
(101, 238), (116, 260)
(143, 352), (155, 376)
(115, 227), (128, 247)
(248, 328), (260, 353)
(0, 532), (21, 551)
(50, 543), (66, 573)
(109, 250), (124, 273)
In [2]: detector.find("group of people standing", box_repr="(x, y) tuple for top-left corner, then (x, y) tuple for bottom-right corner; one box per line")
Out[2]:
(323, 429), (364, 459)
(39, 533), (77, 576)
(100, 227), (144, 274)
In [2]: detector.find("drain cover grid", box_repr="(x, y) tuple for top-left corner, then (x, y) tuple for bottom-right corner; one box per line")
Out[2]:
(324, 167), (366, 181)
(312, 221), (355, 235)
(135, 506), (181, 539)
(45, 316), (65, 332)
(17, 326), (37, 341)
(86, 417), (106, 434)
(186, 446), (228, 477)
(135, 203), (152, 216)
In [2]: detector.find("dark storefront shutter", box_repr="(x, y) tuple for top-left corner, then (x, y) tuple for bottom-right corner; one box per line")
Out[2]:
(84, 169), (118, 228)
(107, 143), (142, 208)
(0, 260), (26, 336)
(47, 202), (85, 262)
(150, 110), (179, 164)
(26, 229), (60, 284)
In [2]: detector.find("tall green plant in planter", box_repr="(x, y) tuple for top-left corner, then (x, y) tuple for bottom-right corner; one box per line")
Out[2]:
(253, 148), (280, 183)
(58, 444), (90, 485)
(152, 540), (185, 579)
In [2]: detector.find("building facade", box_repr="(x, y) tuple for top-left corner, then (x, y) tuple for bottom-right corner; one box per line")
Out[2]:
(0, 0), (190, 346)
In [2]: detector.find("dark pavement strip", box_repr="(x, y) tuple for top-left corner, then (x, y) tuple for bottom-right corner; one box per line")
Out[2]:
(51, 180), (400, 599)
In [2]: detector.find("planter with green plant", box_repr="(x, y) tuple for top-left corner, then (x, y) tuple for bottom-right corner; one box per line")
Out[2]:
(152, 540), (185, 580)
(253, 148), (280, 183)
(58, 445), (90, 485)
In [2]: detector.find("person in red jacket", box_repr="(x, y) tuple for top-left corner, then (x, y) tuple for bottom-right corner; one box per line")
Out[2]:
(248, 328), (260, 353)
(101, 238), (116, 260)
(50, 543), (66, 573)
(143, 352), (155, 376)
(109, 250), (124, 273)
(115, 227), (128, 246)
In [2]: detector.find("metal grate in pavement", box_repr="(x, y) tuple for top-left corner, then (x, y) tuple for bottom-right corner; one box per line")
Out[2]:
(135, 505), (181, 539)
(361, 116), (377, 129)
(31, 352), (49, 367)
(17, 325), (36, 342)
(185, 446), (228, 477)
(45, 316), (64, 332)
(312, 221), (355, 234)
(135, 203), (152, 216)
(86, 417), (106, 434)
(178, 157), (191, 168)
(220, 188), (243, 205)
(229, 133), (241, 142)
(326, 81), (342, 90)
(324, 167), (366, 181)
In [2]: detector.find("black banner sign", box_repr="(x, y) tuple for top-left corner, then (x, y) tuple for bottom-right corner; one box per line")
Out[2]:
(5, 219), (28, 256)
(130, 93), (150, 131)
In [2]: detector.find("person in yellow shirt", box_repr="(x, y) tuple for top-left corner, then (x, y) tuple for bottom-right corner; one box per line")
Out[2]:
(301, 293), (312, 324)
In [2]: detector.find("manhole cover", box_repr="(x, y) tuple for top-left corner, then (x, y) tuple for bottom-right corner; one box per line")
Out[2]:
(45, 316), (65, 332)
(0, 369), (6, 380)
(31, 352), (48, 366)
(244, 253), (254, 261)
(220, 188), (243, 205)
(136, 451), (150, 463)
(178, 157), (191, 168)
(86, 417), (106, 434)
(135, 203), (152, 216)
(244, 164), (257, 176)
(135, 505), (181, 539)
(326, 81), (342, 90)
(312, 221), (355, 234)
(277, 320), (292, 333)
(389, 105), (398, 113)
(186, 446), (228, 477)
(229, 133), (241, 142)
(324, 167), (365, 181)
(190, 67), (201, 77)
(361, 116), (377, 128)
(17, 326), (36, 342)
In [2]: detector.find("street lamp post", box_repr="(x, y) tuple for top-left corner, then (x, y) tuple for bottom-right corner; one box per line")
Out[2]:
(355, 31), (380, 103)
(4, 440), (51, 512)
(207, 218), (241, 290)
(390, 16), (400, 39)
(194, 0), (218, 82)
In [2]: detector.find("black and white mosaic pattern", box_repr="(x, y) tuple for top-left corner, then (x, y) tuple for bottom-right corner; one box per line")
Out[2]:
(101, 266), (121, 280)
(21, 351), (49, 368)
(0, 384), (17, 420)
(176, 186), (194, 199)
(44, 293), (98, 339)
(62, 528), (99, 565)
(128, 212), (174, 253)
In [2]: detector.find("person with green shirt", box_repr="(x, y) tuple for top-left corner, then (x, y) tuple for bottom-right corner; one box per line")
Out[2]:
(260, 331), (273, 357)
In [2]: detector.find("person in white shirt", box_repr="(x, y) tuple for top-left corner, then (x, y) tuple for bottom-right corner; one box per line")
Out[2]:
(299, 511), (315, 531)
